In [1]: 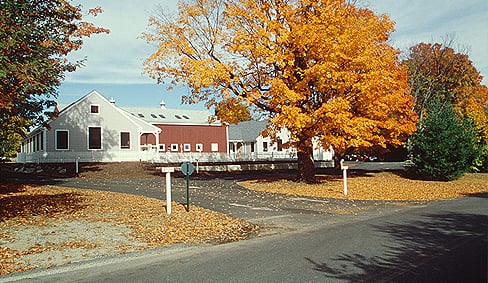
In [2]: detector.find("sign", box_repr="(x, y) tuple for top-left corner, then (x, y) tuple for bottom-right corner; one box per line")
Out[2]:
(180, 162), (195, 212)
(161, 167), (175, 173)
(181, 162), (195, 176)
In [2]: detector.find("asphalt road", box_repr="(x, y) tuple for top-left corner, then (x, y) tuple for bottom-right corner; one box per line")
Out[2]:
(4, 194), (487, 282)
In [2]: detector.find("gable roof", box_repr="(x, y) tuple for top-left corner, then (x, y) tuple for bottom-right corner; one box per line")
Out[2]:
(27, 90), (221, 137)
(121, 106), (217, 125)
(228, 120), (269, 142)
(52, 90), (160, 134)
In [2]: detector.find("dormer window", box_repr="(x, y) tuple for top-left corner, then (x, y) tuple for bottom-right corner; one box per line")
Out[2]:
(138, 113), (145, 118)
(175, 115), (182, 119)
(90, 105), (99, 114)
(150, 114), (157, 118)
(182, 115), (190, 119)
(159, 114), (166, 119)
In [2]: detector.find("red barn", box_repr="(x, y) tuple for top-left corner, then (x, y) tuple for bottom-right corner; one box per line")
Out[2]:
(122, 102), (228, 155)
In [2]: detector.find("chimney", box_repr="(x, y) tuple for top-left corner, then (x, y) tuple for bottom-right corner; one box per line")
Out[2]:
(160, 99), (166, 110)
(109, 98), (116, 104)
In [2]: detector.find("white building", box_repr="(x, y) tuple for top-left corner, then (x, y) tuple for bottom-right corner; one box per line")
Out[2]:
(227, 120), (334, 161)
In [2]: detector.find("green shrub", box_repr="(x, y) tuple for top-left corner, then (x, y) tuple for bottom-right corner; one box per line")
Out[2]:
(409, 102), (479, 181)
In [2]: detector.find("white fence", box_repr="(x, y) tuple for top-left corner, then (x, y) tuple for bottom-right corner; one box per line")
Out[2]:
(17, 150), (307, 164)
(17, 151), (159, 164)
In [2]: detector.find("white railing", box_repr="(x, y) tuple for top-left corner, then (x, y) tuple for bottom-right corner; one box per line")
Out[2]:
(17, 150), (332, 164)
(17, 151), (160, 164)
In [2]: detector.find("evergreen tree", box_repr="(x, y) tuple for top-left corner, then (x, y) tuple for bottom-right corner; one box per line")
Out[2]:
(409, 101), (479, 180)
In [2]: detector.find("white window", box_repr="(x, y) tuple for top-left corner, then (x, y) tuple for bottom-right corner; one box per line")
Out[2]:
(277, 139), (283, 151)
(88, 127), (102, 150)
(196, 144), (203, 152)
(90, 104), (100, 114)
(159, 144), (166, 151)
(170, 144), (178, 151)
(55, 130), (69, 150)
(183, 144), (191, 152)
(211, 143), (219, 152)
(120, 132), (130, 149)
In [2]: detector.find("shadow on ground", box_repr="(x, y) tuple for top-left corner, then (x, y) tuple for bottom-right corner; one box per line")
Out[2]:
(0, 191), (86, 221)
(306, 212), (488, 282)
(0, 165), (88, 221)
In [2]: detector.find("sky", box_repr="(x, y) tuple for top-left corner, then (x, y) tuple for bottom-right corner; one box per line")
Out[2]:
(58, 0), (488, 110)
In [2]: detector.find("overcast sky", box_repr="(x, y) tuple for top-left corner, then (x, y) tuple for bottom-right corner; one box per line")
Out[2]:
(58, 0), (488, 109)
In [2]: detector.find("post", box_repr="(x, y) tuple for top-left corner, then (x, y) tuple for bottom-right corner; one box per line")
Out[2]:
(185, 163), (190, 212)
(75, 157), (80, 174)
(161, 167), (175, 214)
(165, 172), (172, 214)
(340, 159), (348, 196)
(180, 162), (194, 212)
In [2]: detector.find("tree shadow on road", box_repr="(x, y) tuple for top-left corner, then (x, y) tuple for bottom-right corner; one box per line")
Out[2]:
(306, 212), (488, 282)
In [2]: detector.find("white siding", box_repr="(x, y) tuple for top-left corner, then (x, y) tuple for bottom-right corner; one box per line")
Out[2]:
(26, 91), (161, 163)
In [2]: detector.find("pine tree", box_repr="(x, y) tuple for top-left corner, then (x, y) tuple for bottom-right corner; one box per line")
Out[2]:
(410, 101), (479, 180)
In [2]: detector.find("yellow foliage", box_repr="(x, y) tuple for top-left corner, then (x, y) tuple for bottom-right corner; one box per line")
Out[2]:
(215, 97), (252, 124)
(455, 85), (488, 142)
(143, 0), (418, 157)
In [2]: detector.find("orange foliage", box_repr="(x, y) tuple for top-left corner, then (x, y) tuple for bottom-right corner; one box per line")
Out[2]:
(143, 0), (417, 180)
(404, 42), (488, 142)
(214, 97), (252, 124)
(404, 42), (485, 125)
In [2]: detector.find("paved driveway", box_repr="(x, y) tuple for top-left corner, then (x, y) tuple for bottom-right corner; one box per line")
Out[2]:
(6, 188), (486, 283)
(53, 169), (418, 234)
(1, 163), (421, 234)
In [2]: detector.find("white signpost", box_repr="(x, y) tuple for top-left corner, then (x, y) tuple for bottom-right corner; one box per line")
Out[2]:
(161, 167), (175, 214)
(340, 160), (348, 196)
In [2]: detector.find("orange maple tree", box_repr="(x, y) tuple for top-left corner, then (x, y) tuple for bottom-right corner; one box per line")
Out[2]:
(214, 97), (252, 124)
(403, 41), (487, 130)
(404, 41), (488, 146)
(143, 0), (417, 182)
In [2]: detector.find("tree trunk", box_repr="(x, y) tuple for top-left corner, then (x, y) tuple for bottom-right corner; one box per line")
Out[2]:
(297, 145), (315, 183)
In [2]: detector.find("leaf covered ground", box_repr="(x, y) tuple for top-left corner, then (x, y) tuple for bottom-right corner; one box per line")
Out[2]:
(0, 184), (257, 275)
(239, 172), (488, 201)
(1, 163), (487, 275)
